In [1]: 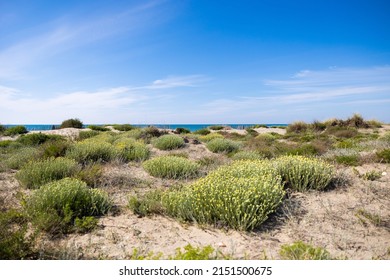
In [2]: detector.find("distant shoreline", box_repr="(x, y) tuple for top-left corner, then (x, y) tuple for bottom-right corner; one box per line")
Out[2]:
(2, 124), (288, 132)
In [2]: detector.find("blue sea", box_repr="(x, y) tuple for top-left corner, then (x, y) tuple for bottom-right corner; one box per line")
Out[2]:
(4, 124), (288, 132)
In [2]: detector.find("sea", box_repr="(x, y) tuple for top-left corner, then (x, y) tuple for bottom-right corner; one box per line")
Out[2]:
(3, 124), (288, 132)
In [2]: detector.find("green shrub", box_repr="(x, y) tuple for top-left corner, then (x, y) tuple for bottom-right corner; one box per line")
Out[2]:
(170, 244), (215, 260)
(361, 170), (382, 181)
(208, 125), (224, 130)
(275, 155), (334, 191)
(74, 216), (98, 233)
(206, 138), (241, 153)
(87, 125), (109, 131)
(143, 156), (200, 179)
(24, 178), (111, 234)
(310, 120), (327, 131)
(335, 154), (360, 166)
(112, 124), (135, 131)
(231, 151), (264, 161)
(128, 189), (165, 217)
(78, 130), (100, 140)
(377, 149), (390, 163)
(162, 160), (284, 230)
(16, 157), (79, 189)
(0, 140), (13, 148)
(286, 121), (308, 133)
(199, 133), (224, 142)
(74, 163), (103, 187)
(60, 118), (83, 129)
(193, 128), (210, 135)
(66, 140), (117, 164)
(0, 209), (34, 259)
(245, 128), (259, 137)
(175, 127), (191, 134)
(114, 138), (150, 162)
(40, 139), (70, 158)
(4, 147), (42, 169)
(279, 241), (332, 260)
(0, 124), (5, 134)
(152, 135), (185, 150)
(325, 127), (358, 138)
(139, 126), (163, 141)
(17, 133), (63, 146)
(4, 126), (28, 136)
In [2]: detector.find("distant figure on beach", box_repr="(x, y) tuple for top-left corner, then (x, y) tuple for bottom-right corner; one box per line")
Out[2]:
(51, 125), (55, 130)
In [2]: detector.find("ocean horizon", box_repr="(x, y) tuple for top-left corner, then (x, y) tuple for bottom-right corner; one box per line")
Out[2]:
(3, 124), (288, 132)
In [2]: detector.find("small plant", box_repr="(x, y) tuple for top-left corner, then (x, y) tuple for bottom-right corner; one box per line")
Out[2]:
(78, 130), (100, 140)
(66, 139), (117, 164)
(143, 156), (200, 179)
(87, 125), (110, 131)
(376, 149), (390, 163)
(152, 135), (185, 150)
(310, 120), (327, 131)
(128, 189), (165, 217)
(356, 209), (382, 226)
(208, 125), (225, 130)
(74, 163), (103, 187)
(286, 121), (308, 133)
(275, 155), (335, 191)
(139, 126), (163, 141)
(16, 157), (79, 189)
(206, 138), (241, 153)
(40, 139), (70, 158)
(24, 178), (111, 234)
(114, 138), (150, 162)
(325, 127), (358, 138)
(170, 244), (215, 260)
(175, 127), (190, 134)
(279, 241), (332, 260)
(231, 151), (264, 161)
(112, 124), (135, 131)
(199, 133), (224, 142)
(60, 118), (83, 129)
(74, 216), (98, 233)
(4, 126), (28, 136)
(4, 147), (42, 169)
(193, 128), (210, 135)
(361, 170), (382, 181)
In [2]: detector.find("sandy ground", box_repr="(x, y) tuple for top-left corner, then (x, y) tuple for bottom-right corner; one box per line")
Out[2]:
(1, 126), (389, 259)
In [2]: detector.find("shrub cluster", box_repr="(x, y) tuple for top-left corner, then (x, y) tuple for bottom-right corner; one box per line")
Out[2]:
(78, 130), (100, 140)
(175, 127), (191, 134)
(112, 124), (135, 131)
(60, 118), (83, 129)
(376, 149), (390, 163)
(208, 125), (225, 130)
(24, 178), (111, 233)
(206, 138), (241, 153)
(143, 156), (200, 179)
(87, 125), (110, 131)
(16, 157), (79, 189)
(162, 160), (285, 230)
(4, 147), (42, 170)
(193, 128), (210, 135)
(231, 151), (264, 161)
(274, 155), (334, 191)
(17, 133), (63, 146)
(152, 135), (185, 150)
(198, 133), (224, 142)
(4, 126), (28, 136)
(114, 138), (150, 162)
(279, 241), (332, 260)
(66, 139), (117, 164)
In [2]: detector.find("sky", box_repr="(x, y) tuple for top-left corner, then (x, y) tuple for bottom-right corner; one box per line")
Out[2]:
(0, 0), (389, 124)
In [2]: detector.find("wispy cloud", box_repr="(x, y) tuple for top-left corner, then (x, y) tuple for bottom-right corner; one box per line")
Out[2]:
(141, 75), (210, 89)
(0, 0), (170, 79)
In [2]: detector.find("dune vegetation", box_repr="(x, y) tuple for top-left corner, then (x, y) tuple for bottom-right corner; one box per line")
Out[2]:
(0, 115), (389, 260)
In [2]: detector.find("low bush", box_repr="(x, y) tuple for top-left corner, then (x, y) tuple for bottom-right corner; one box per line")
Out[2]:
(0, 140), (14, 148)
(193, 128), (210, 135)
(376, 149), (390, 163)
(87, 125), (110, 131)
(24, 178), (111, 234)
(275, 155), (334, 191)
(175, 127), (191, 134)
(279, 241), (332, 260)
(152, 135), (185, 150)
(4, 126), (28, 136)
(310, 120), (327, 131)
(139, 126), (163, 141)
(66, 140), (117, 164)
(17, 133), (63, 146)
(208, 125), (224, 130)
(325, 127), (358, 138)
(199, 133), (224, 142)
(60, 118), (83, 129)
(112, 124), (135, 131)
(16, 157), (79, 189)
(0, 124), (5, 134)
(361, 170), (382, 181)
(206, 138), (241, 153)
(78, 130), (100, 140)
(231, 151), (264, 160)
(162, 160), (285, 230)
(0, 209), (34, 259)
(286, 121), (308, 133)
(74, 163), (103, 187)
(114, 138), (150, 162)
(143, 156), (200, 179)
(4, 147), (42, 170)
(40, 139), (71, 158)
(128, 189), (165, 217)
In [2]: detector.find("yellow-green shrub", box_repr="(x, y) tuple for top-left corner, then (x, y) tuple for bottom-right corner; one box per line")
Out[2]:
(199, 133), (224, 142)
(66, 139), (117, 164)
(275, 155), (334, 191)
(143, 156), (200, 179)
(206, 138), (241, 153)
(162, 160), (285, 230)
(4, 147), (42, 169)
(24, 178), (111, 233)
(114, 138), (150, 162)
(16, 157), (79, 189)
(152, 135), (185, 150)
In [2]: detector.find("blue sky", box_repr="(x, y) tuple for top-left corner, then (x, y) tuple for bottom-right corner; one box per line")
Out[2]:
(0, 0), (389, 124)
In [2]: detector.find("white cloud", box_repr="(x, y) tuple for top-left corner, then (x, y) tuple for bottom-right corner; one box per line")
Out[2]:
(142, 75), (209, 89)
